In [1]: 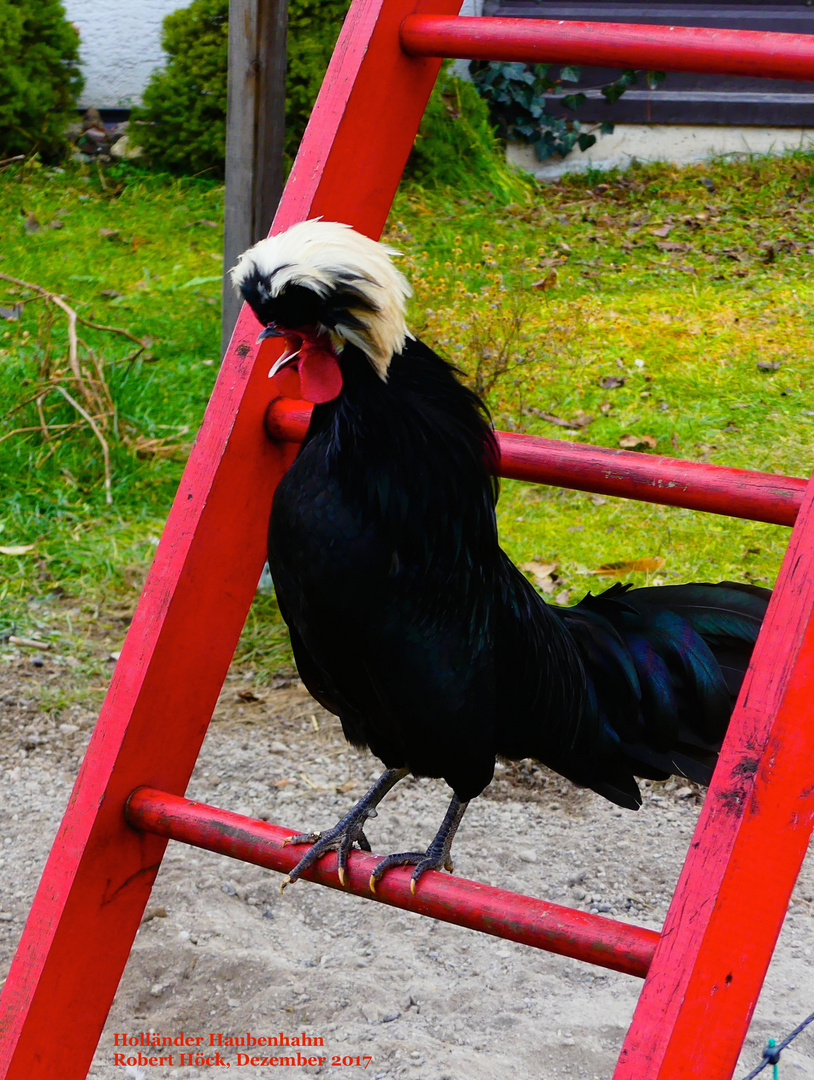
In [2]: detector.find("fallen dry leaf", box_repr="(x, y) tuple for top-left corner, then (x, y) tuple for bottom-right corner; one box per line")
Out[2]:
(590, 557), (666, 575)
(0, 544), (34, 555)
(531, 270), (558, 291)
(756, 361), (781, 372)
(649, 224), (673, 238)
(599, 375), (625, 389)
(522, 560), (558, 575)
(521, 561), (559, 593)
(619, 433), (658, 451)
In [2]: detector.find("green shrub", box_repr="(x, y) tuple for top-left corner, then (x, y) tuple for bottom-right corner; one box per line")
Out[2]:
(405, 69), (532, 203)
(130, 0), (228, 176)
(131, 0), (351, 175)
(286, 0), (351, 158)
(132, 2), (527, 198)
(0, 0), (83, 160)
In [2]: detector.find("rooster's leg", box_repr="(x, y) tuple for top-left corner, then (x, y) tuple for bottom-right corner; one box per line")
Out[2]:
(281, 766), (409, 889)
(369, 794), (468, 896)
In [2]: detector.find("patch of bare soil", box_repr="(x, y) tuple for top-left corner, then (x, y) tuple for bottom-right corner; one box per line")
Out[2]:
(1, 644), (814, 1080)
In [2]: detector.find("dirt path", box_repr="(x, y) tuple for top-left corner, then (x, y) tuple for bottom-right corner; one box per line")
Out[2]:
(1, 645), (814, 1080)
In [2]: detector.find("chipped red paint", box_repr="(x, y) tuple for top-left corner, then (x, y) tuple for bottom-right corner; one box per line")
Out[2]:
(400, 15), (814, 82)
(126, 787), (658, 978)
(615, 471), (814, 1078)
(0, 2), (461, 1076)
(265, 398), (805, 527)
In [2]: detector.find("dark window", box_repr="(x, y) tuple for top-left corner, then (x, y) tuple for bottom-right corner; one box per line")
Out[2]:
(481, 3), (814, 125)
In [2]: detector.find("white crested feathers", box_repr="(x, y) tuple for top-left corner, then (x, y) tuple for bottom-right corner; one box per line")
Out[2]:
(230, 219), (413, 379)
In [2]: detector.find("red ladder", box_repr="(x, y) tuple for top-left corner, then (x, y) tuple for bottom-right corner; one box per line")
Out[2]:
(2, 3), (814, 1077)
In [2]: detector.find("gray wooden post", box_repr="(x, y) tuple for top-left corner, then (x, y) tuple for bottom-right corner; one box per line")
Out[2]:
(222, 0), (288, 356)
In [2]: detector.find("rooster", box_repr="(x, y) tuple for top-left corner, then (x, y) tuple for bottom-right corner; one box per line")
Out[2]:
(231, 220), (769, 894)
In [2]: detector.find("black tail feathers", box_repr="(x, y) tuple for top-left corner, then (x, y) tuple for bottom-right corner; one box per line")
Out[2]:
(555, 580), (770, 809)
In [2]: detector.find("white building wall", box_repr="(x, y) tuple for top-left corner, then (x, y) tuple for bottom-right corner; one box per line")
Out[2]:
(65, 0), (478, 112)
(64, 0), (187, 110)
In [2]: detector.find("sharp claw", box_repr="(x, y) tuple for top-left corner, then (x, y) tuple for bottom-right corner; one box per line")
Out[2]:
(410, 878), (417, 896)
(444, 858), (454, 873)
(369, 875), (377, 895)
(280, 875), (293, 892)
(338, 866), (346, 887)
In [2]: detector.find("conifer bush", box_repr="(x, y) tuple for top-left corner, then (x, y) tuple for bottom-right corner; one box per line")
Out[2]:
(131, 0), (519, 196)
(286, 0), (352, 157)
(0, 0), (83, 160)
(131, 0), (352, 175)
(130, 0), (229, 175)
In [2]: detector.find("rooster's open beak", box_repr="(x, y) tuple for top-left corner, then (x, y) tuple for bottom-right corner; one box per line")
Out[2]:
(263, 327), (305, 379)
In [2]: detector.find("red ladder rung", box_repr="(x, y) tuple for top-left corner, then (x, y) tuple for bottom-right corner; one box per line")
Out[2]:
(265, 398), (805, 526)
(126, 786), (658, 978)
(400, 15), (814, 82)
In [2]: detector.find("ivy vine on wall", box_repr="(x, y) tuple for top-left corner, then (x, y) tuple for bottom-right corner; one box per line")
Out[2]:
(470, 62), (666, 161)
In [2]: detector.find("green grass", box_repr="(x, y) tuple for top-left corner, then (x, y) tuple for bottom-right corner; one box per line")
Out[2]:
(0, 160), (222, 630)
(392, 154), (814, 601)
(1, 153), (812, 675)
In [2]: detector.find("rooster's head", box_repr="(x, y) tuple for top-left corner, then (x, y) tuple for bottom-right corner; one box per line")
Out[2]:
(230, 220), (412, 402)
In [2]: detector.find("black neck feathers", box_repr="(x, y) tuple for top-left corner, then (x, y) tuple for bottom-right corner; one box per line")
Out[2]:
(303, 340), (500, 568)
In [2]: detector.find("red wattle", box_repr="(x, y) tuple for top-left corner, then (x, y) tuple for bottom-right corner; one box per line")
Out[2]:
(270, 365), (302, 399)
(298, 348), (343, 404)
(266, 330), (343, 405)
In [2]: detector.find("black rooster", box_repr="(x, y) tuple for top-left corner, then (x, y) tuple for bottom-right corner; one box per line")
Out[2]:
(231, 220), (769, 893)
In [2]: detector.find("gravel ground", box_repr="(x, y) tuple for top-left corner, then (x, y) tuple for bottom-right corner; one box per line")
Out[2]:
(2, 644), (814, 1080)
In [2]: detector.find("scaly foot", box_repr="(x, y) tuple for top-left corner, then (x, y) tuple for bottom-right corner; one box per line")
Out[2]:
(281, 767), (408, 889)
(369, 795), (468, 895)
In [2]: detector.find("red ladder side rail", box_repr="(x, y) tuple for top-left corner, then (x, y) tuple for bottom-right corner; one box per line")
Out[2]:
(615, 470), (814, 1079)
(266, 399), (806, 527)
(401, 15), (814, 82)
(0, 2), (462, 1078)
(125, 787), (658, 978)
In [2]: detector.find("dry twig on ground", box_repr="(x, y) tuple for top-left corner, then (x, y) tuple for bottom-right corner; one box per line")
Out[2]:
(0, 272), (173, 504)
